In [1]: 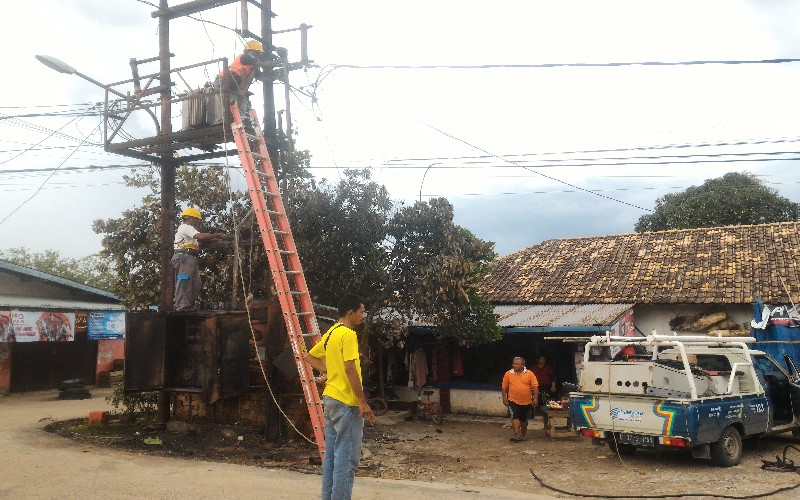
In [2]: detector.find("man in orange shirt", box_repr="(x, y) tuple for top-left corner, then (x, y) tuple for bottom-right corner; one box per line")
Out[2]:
(502, 357), (539, 442)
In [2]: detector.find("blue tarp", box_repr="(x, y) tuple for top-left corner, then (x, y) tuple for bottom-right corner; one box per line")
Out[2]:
(753, 300), (800, 366)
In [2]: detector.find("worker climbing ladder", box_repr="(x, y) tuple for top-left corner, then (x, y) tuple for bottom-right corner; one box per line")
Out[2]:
(229, 103), (326, 458)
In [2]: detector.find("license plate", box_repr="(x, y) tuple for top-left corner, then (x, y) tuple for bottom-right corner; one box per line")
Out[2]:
(618, 433), (655, 447)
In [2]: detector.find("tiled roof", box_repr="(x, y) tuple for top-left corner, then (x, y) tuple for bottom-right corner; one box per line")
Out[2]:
(481, 222), (800, 305)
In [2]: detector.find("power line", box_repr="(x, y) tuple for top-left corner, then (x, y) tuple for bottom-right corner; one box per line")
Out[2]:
(328, 58), (800, 70)
(0, 164), (146, 175)
(421, 179), (800, 199)
(0, 107), (102, 166)
(0, 121), (102, 226)
(422, 121), (653, 212)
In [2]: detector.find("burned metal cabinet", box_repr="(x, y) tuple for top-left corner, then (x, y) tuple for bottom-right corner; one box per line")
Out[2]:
(125, 311), (251, 403)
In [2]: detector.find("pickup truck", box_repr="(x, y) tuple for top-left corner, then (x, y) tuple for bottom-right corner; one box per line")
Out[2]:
(569, 333), (800, 466)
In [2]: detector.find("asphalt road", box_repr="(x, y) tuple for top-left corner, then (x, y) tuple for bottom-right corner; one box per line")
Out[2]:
(0, 388), (555, 499)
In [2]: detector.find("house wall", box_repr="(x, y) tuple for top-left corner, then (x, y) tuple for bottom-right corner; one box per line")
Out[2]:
(96, 339), (125, 376)
(633, 304), (752, 336)
(0, 343), (11, 395)
(393, 384), (507, 417)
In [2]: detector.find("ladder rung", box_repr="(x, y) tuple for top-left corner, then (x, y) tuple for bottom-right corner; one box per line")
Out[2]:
(273, 229), (288, 235)
(290, 290), (309, 296)
(256, 171), (275, 179)
(284, 270), (300, 275)
(294, 311), (313, 316)
(278, 250), (296, 255)
(266, 209), (285, 216)
(301, 333), (320, 338)
(251, 152), (268, 160)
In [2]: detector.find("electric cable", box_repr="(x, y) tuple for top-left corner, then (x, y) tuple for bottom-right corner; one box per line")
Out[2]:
(529, 468), (800, 499)
(0, 119), (102, 225)
(421, 121), (652, 212)
(330, 58), (800, 70)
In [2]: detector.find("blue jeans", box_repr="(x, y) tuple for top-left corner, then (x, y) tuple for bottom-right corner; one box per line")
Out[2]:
(321, 396), (364, 500)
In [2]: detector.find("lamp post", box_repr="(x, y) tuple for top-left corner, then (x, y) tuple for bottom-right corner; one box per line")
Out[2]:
(419, 162), (441, 203)
(35, 55), (126, 98)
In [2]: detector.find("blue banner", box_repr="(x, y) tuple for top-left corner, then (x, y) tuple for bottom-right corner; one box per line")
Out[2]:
(88, 311), (126, 340)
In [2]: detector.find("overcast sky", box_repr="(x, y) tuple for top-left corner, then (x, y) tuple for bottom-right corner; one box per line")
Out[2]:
(1, 0), (799, 260)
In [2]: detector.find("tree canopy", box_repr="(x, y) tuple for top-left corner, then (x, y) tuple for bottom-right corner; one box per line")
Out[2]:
(635, 171), (799, 232)
(93, 163), (499, 346)
(93, 165), (255, 309)
(0, 247), (114, 291)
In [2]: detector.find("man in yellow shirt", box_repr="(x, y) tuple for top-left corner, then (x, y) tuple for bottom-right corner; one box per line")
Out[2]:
(502, 356), (539, 442)
(304, 293), (375, 500)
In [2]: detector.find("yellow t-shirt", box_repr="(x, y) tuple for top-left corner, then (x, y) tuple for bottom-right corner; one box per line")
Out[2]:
(309, 323), (362, 407)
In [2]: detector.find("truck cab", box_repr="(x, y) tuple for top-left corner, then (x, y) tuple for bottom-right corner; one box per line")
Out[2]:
(570, 333), (800, 466)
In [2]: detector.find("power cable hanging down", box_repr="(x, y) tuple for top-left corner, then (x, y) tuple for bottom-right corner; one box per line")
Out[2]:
(421, 121), (652, 212)
(529, 468), (800, 499)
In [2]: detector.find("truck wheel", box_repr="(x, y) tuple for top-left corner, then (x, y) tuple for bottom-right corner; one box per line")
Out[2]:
(608, 439), (636, 456)
(711, 426), (742, 467)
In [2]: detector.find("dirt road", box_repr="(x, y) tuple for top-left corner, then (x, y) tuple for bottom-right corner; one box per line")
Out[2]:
(0, 389), (553, 499)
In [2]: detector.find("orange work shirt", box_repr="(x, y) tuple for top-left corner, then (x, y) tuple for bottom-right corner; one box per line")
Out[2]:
(502, 368), (539, 405)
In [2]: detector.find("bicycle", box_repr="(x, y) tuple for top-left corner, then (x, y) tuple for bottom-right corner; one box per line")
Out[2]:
(414, 389), (444, 424)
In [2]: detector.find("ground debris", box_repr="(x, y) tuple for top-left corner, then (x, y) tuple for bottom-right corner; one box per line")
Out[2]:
(44, 413), (800, 498)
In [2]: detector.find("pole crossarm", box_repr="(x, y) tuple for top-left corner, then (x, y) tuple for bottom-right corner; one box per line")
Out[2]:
(151, 0), (240, 19)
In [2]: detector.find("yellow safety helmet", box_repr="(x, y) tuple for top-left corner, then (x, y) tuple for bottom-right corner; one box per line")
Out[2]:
(181, 207), (202, 220)
(244, 40), (264, 52)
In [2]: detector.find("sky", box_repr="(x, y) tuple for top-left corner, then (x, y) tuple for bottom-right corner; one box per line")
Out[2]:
(1, 0), (800, 260)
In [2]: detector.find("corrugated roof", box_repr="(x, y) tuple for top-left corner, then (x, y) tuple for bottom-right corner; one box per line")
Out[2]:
(377, 303), (631, 329)
(495, 303), (632, 327)
(481, 221), (800, 305)
(0, 260), (120, 301)
(0, 296), (124, 311)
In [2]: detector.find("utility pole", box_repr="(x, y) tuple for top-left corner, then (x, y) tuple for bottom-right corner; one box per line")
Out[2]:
(158, 0), (177, 313)
(261, 0), (279, 167)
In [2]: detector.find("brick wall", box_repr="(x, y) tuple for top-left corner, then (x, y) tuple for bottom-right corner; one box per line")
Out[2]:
(173, 392), (270, 426)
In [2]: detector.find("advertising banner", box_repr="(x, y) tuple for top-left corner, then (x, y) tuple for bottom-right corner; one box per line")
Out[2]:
(88, 311), (126, 340)
(5, 311), (75, 342)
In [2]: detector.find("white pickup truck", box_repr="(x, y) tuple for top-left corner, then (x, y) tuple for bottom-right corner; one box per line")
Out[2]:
(569, 333), (800, 466)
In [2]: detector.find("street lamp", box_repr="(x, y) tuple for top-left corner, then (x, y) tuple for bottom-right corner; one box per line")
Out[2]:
(419, 162), (441, 203)
(35, 54), (126, 98)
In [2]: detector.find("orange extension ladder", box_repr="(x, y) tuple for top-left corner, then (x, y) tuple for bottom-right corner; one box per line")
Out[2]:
(229, 103), (326, 458)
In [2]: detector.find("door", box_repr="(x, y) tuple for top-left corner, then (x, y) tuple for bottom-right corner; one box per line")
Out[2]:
(751, 354), (795, 425)
(124, 313), (166, 391)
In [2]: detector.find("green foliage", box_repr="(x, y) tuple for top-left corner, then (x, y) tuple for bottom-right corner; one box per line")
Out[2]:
(381, 198), (500, 347)
(94, 160), (499, 347)
(105, 385), (158, 422)
(0, 247), (115, 291)
(289, 169), (392, 306)
(93, 165), (256, 308)
(635, 172), (799, 232)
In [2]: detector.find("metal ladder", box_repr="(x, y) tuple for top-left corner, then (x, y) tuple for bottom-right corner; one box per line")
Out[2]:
(229, 103), (326, 458)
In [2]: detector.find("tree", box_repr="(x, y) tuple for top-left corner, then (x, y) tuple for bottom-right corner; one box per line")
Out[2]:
(289, 169), (393, 307)
(290, 172), (499, 347)
(0, 247), (114, 290)
(635, 172), (799, 232)
(93, 165), (254, 309)
(95, 164), (499, 348)
(381, 198), (500, 347)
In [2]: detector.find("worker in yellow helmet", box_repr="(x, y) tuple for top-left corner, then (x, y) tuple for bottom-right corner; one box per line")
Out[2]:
(217, 39), (276, 114)
(171, 207), (230, 311)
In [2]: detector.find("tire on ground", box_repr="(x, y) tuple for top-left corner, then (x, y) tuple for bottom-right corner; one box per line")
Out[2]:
(711, 426), (743, 467)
